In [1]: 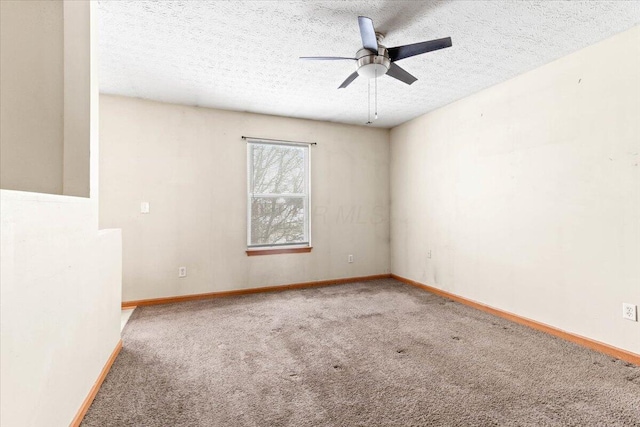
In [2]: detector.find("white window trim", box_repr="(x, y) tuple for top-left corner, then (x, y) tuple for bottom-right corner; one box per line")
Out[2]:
(246, 138), (311, 249)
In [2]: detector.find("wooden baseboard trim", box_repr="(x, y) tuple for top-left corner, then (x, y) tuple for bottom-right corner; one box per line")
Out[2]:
(391, 274), (640, 366)
(122, 274), (391, 308)
(70, 339), (122, 427)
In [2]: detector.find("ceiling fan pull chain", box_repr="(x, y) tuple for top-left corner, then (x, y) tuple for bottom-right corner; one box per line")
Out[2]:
(367, 78), (371, 124)
(375, 68), (378, 121)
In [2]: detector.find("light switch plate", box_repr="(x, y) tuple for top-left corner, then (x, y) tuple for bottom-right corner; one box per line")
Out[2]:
(140, 201), (150, 214)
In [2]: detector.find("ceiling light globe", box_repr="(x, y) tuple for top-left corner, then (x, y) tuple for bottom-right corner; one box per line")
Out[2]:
(357, 62), (389, 79)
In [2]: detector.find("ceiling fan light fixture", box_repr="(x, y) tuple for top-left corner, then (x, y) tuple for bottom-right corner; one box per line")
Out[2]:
(357, 62), (389, 79)
(356, 48), (390, 79)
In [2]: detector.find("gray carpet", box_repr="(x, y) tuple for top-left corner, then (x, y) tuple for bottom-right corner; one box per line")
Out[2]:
(82, 279), (640, 426)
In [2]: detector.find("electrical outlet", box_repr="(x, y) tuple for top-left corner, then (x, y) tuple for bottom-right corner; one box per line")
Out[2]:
(348, 254), (354, 263)
(622, 303), (637, 321)
(178, 267), (187, 278)
(427, 250), (432, 259)
(140, 201), (150, 214)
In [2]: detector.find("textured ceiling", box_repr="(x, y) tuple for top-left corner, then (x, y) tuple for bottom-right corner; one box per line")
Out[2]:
(97, 1), (640, 128)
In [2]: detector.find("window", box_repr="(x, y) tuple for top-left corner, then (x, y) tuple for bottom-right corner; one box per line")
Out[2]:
(247, 140), (310, 250)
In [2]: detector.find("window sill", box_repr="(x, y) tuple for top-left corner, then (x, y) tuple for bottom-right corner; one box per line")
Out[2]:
(246, 247), (313, 256)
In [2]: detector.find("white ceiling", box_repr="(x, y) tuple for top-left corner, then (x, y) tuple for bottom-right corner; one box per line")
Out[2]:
(97, 1), (640, 128)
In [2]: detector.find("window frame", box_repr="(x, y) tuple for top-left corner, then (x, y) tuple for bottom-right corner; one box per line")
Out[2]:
(246, 139), (311, 251)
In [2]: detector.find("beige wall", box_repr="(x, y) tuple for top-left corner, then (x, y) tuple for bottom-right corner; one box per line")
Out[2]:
(391, 26), (640, 354)
(99, 95), (390, 302)
(62, 0), (91, 197)
(0, 191), (121, 426)
(0, 2), (122, 426)
(0, 0), (91, 197)
(0, 0), (64, 194)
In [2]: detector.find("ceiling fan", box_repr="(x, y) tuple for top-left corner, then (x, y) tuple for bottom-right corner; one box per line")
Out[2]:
(301, 16), (452, 88)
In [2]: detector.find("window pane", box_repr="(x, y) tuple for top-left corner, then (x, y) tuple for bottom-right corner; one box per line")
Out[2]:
(251, 144), (304, 194)
(250, 196), (306, 245)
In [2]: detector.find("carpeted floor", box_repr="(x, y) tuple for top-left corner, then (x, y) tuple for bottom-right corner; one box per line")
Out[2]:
(82, 279), (640, 426)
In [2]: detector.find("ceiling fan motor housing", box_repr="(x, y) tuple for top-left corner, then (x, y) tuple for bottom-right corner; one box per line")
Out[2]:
(356, 47), (390, 79)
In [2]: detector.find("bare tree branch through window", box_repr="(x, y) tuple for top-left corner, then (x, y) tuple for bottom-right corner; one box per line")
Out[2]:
(248, 142), (309, 246)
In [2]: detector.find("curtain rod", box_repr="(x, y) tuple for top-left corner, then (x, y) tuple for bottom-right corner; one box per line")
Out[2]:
(241, 136), (317, 146)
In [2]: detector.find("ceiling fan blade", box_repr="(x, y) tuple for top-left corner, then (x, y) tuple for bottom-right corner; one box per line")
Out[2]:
(386, 62), (417, 85)
(358, 16), (378, 53)
(338, 71), (359, 89)
(300, 56), (356, 60)
(388, 37), (452, 62)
